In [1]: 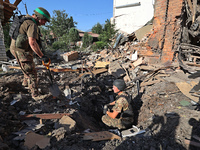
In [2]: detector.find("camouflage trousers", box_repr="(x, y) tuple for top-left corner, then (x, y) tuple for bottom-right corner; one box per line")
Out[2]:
(102, 115), (133, 130)
(10, 49), (38, 96)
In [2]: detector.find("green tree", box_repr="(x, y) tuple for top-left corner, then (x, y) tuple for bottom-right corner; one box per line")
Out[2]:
(92, 22), (103, 34)
(99, 19), (117, 43)
(68, 27), (80, 45)
(49, 10), (77, 38)
(39, 26), (50, 51)
(3, 23), (11, 49)
(82, 32), (93, 48)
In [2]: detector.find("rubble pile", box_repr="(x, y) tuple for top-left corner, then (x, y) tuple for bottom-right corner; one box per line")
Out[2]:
(0, 31), (200, 150)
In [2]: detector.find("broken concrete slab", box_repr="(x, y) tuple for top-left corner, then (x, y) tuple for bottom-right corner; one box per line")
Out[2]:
(134, 24), (153, 41)
(24, 131), (50, 149)
(59, 115), (76, 133)
(108, 61), (126, 78)
(175, 81), (199, 103)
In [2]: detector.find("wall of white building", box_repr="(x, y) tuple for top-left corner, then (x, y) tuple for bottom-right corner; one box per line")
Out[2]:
(112, 0), (155, 34)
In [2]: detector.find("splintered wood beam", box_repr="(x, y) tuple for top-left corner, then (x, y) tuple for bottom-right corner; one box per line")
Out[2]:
(8, 66), (81, 72)
(3, 1), (17, 9)
(13, 0), (22, 6)
(83, 131), (121, 141)
(185, 139), (200, 148)
(186, 0), (193, 16)
(20, 113), (71, 120)
(4, 9), (13, 16)
(0, 0), (3, 5)
(192, 0), (197, 23)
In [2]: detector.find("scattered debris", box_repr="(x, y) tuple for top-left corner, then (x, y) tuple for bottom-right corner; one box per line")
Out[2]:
(82, 131), (121, 141)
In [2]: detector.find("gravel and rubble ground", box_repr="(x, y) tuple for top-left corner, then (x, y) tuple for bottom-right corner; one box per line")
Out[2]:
(0, 49), (200, 150)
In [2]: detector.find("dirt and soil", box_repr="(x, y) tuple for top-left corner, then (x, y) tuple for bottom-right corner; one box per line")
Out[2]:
(0, 53), (200, 150)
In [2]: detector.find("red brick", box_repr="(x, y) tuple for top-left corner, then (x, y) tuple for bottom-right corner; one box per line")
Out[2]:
(146, 0), (184, 63)
(63, 51), (79, 62)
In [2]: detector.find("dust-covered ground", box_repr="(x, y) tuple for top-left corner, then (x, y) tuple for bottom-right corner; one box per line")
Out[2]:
(0, 57), (200, 150)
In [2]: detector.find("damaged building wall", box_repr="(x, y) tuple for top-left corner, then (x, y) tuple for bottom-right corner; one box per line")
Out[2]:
(0, 0), (21, 61)
(0, 2), (7, 61)
(112, 0), (155, 34)
(147, 0), (184, 63)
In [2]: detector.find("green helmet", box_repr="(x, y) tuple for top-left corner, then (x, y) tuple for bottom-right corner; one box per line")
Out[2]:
(113, 79), (126, 91)
(34, 7), (50, 22)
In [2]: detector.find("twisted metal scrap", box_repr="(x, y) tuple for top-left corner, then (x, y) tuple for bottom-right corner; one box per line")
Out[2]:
(176, 43), (200, 74)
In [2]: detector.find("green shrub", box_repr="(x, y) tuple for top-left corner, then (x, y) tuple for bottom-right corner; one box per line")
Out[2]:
(93, 41), (107, 50)
(52, 41), (67, 50)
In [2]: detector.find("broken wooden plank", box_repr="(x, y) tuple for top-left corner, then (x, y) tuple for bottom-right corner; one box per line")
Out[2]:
(185, 139), (200, 148)
(121, 65), (131, 82)
(94, 61), (110, 68)
(70, 68), (108, 83)
(140, 79), (161, 87)
(83, 131), (121, 141)
(140, 65), (156, 71)
(131, 57), (144, 68)
(50, 68), (80, 72)
(8, 66), (80, 72)
(92, 68), (108, 75)
(13, 0), (22, 6)
(186, 63), (200, 67)
(192, 0), (197, 23)
(128, 65), (175, 84)
(193, 135), (200, 142)
(186, 0), (194, 16)
(20, 113), (71, 120)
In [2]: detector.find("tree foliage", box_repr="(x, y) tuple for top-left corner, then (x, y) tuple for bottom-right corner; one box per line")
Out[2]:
(49, 10), (77, 38)
(39, 26), (50, 50)
(82, 32), (93, 48)
(3, 23), (11, 49)
(91, 22), (103, 34)
(91, 19), (117, 50)
(68, 28), (80, 44)
(98, 19), (117, 43)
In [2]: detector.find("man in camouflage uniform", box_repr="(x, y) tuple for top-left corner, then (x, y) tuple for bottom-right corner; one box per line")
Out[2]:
(10, 7), (50, 100)
(102, 79), (134, 130)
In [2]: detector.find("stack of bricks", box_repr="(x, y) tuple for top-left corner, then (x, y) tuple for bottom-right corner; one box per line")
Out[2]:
(63, 51), (79, 62)
(146, 0), (184, 63)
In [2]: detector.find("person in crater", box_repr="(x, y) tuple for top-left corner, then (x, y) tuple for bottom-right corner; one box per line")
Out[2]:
(102, 79), (134, 130)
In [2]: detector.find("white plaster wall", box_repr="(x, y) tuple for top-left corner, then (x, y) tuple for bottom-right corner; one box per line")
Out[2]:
(113, 0), (155, 34)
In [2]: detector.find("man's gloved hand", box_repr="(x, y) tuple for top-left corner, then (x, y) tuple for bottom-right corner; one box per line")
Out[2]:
(40, 55), (49, 63)
(103, 105), (108, 114)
